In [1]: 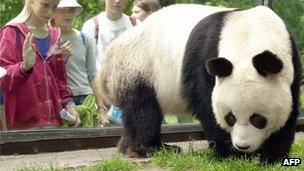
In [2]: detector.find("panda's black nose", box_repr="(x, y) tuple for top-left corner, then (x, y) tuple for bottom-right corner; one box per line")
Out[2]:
(235, 144), (250, 150)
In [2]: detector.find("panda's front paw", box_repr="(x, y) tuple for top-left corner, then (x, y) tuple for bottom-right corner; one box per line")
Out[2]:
(214, 143), (244, 158)
(257, 145), (289, 165)
(259, 154), (286, 165)
(126, 147), (146, 158)
(160, 143), (182, 153)
(126, 145), (157, 158)
(117, 136), (129, 154)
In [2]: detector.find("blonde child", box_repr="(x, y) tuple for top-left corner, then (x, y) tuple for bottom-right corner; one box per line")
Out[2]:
(0, 0), (80, 130)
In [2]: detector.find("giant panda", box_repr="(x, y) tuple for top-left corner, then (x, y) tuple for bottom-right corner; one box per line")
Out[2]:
(97, 4), (301, 163)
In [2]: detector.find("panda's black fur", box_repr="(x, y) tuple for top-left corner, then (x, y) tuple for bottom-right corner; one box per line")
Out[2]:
(182, 10), (239, 159)
(117, 76), (163, 157)
(98, 5), (301, 164)
(254, 30), (301, 163)
(182, 10), (301, 163)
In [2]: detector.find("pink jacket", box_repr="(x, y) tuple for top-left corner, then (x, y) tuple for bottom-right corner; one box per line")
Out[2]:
(0, 23), (73, 130)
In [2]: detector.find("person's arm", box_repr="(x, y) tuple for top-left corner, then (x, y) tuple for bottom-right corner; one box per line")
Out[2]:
(85, 33), (97, 81)
(0, 27), (33, 92)
(90, 75), (110, 126)
(85, 34), (110, 125)
(65, 101), (81, 126)
(53, 53), (80, 126)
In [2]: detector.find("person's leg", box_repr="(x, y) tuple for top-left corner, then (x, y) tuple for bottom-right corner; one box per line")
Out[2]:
(73, 95), (88, 105)
(0, 91), (7, 131)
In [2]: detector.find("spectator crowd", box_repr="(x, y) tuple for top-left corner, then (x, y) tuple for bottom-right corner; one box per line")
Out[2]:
(0, 0), (162, 130)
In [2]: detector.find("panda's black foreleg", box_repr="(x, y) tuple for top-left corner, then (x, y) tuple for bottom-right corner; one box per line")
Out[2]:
(119, 79), (163, 158)
(199, 117), (243, 158)
(186, 86), (243, 158)
(117, 134), (129, 154)
(195, 106), (243, 158)
(257, 118), (296, 164)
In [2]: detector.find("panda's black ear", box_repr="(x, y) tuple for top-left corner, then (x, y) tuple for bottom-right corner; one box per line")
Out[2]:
(206, 58), (233, 77)
(252, 50), (283, 77)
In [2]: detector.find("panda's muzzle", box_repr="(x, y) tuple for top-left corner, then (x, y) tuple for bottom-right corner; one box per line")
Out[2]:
(235, 144), (251, 151)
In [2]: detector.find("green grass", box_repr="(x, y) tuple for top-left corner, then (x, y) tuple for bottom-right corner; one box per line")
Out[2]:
(17, 162), (72, 171)
(150, 140), (304, 171)
(17, 141), (304, 171)
(83, 156), (143, 171)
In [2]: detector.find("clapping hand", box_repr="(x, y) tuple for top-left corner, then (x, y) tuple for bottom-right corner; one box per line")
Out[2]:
(22, 33), (37, 72)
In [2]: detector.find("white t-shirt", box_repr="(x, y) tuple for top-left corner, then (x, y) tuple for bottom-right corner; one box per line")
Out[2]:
(82, 12), (134, 70)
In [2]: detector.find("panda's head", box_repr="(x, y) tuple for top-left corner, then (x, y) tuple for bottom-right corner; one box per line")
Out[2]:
(206, 50), (292, 153)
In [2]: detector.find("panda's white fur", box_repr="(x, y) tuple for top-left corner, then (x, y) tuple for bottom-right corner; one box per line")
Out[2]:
(99, 4), (232, 114)
(212, 6), (294, 152)
(97, 4), (300, 162)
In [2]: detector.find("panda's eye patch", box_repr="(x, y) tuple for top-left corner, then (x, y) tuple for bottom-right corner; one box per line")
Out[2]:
(225, 112), (236, 127)
(250, 114), (267, 129)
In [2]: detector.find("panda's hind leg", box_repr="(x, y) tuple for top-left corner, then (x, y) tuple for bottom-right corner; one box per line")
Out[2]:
(118, 77), (163, 158)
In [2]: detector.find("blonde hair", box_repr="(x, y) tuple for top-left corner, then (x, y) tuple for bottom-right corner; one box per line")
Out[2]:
(6, 0), (31, 25)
